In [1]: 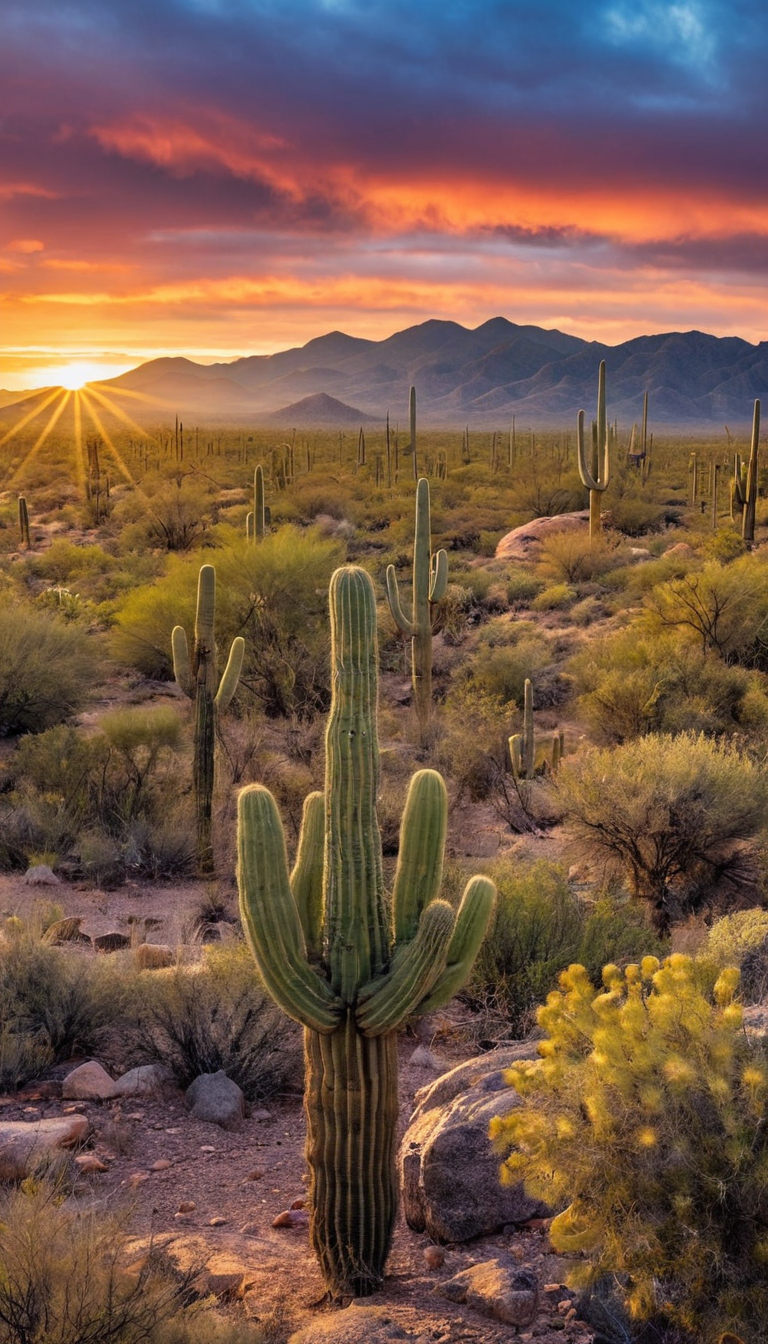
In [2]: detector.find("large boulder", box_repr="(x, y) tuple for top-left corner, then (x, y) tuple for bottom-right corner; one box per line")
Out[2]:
(185, 1071), (245, 1128)
(399, 1046), (547, 1244)
(113, 1064), (175, 1097)
(62, 1061), (118, 1100)
(495, 511), (589, 561)
(0, 1115), (89, 1179)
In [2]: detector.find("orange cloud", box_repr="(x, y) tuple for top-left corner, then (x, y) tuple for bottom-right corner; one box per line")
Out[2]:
(6, 239), (45, 254)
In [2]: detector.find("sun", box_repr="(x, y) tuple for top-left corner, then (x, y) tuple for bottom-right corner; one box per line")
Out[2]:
(56, 361), (106, 390)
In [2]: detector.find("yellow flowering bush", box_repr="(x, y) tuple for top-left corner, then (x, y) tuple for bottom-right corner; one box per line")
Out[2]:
(491, 955), (768, 1342)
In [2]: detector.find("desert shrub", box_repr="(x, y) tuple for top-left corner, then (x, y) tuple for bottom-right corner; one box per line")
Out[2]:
(571, 626), (768, 744)
(100, 705), (182, 823)
(0, 606), (99, 735)
(493, 957), (768, 1343)
(131, 943), (301, 1100)
(608, 494), (667, 535)
(706, 909), (768, 1004)
(537, 532), (625, 584)
(506, 567), (545, 606)
(112, 530), (342, 717)
(0, 1182), (189, 1344)
(463, 639), (550, 707)
(646, 554), (768, 664)
(142, 478), (213, 550)
(467, 862), (663, 1039)
(531, 582), (577, 611)
(431, 583), (475, 644)
(556, 733), (768, 932)
(438, 686), (512, 801)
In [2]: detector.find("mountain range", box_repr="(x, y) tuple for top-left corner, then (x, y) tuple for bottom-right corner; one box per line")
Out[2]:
(5, 317), (768, 428)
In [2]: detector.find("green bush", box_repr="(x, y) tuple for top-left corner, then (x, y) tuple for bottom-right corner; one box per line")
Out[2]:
(0, 606), (99, 735)
(493, 956), (768, 1343)
(646, 553), (768, 665)
(556, 733), (768, 932)
(131, 943), (301, 1100)
(531, 582), (577, 611)
(706, 908), (768, 1005)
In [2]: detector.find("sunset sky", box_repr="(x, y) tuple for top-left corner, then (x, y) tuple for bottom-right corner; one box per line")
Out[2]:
(2, 0), (767, 389)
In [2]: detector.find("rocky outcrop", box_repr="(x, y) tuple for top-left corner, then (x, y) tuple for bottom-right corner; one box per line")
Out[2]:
(399, 1046), (547, 1243)
(495, 511), (589, 561)
(438, 1258), (539, 1326)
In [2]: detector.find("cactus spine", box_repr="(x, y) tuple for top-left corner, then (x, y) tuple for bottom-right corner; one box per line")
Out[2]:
(386, 478), (448, 740)
(246, 464), (266, 541)
(577, 360), (610, 541)
(172, 565), (244, 874)
(18, 496), (30, 548)
(237, 566), (495, 1297)
(742, 399), (760, 543)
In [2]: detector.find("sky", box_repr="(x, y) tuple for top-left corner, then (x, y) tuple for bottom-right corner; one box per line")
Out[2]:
(2, 0), (768, 388)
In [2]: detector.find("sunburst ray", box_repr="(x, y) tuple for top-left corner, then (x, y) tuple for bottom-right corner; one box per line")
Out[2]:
(6, 391), (71, 489)
(0, 386), (65, 451)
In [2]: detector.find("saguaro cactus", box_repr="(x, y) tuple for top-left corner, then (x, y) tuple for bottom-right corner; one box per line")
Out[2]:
(509, 678), (563, 778)
(386, 478), (448, 739)
(238, 566), (495, 1297)
(172, 565), (244, 874)
(18, 496), (30, 548)
(409, 384), (418, 480)
(577, 361), (611, 541)
(246, 464), (266, 541)
(742, 399), (761, 543)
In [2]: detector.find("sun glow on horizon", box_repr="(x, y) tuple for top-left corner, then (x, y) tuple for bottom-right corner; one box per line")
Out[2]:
(53, 360), (128, 390)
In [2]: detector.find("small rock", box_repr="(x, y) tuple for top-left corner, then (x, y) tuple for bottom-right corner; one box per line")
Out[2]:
(0, 1115), (89, 1180)
(62, 1062), (118, 1101)
(177, 1201), (196, 1213)
(200, 1145), (216, 1153)
(272, 1208), (309, 1228)
(135, 943), (174, 970)
(186, 1071), (245, 1129)
(113, 1064), (174, 1097)
(93, 932), (131, 952)
(129, 1172), (149, 1188)
(438, 1259), (539, 1327)
(244, 1167), (264, 1181)
(409, 1046), (441, 1071)
(209, 1216), (227, 1226)
(250, 1108), (272, 1121)
(24, 864), (60, 886)
(288, 1304), (411, 1342)
(75, 1153), (109, 1173)
(240, 1221), (260, 1236)
(126, 1112), (145, 1121)
(151, 1159), (172, 1172)
(423, 1245), (445, 1270)
(289, 1197), (306, 1210)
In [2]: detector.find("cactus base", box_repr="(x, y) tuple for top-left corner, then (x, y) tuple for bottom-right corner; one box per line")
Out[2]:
(305, 1017), (398, 1297)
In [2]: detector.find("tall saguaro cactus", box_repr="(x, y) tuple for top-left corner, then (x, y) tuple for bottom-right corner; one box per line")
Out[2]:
(18, 496), (30, 548)
(409, 384), (418, 480)
(577, 360), (611, 541)
(386, 478), (448, 739)
(237, 566), (495, 1297)
(509, 677), (564, 778)
(172, 565), (245, 874)
(742, 399), (761, 543)
(246, 464), (266, 541)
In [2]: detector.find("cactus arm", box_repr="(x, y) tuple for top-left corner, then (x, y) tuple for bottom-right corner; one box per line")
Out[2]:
(576, 410), (600, 492)
(246, 511), (254, 540)
(385, 565), (416, 637)
(255, 464), (266, 539)
(238, 785), (341, 1033)
(416, 876), (497, 1014)
(392, 769), (447, 944)
(356, 899), (455, 1037)
(291, 791), (325, 956)
(215, 636), (245, 711)
(429, 549), (448, 603)
(509, 734), (522, 776)
(171, 626), (193, 698)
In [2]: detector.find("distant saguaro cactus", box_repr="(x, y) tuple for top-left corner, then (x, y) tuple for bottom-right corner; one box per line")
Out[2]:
(577, 361), (611, 541)
(237, 565), (495, 1297)
(18, 496), (30, 548)
(386, 477), (448, 739)
(409, 384), (418, 480)
(509, 677), (564, 778)
(742, 399), (760, 543)
(172, 564), (244, 874)
(246, 464), (266, 541)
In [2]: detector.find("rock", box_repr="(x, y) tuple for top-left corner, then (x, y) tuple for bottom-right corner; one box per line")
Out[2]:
(135, 943), (174, 970)
(664, 541), (694, 558)
(177, 1201), (196, 1213)
(62, 1061), (118, 1101)
(93, 932), (131, 952)
(42, 917), (90, 945)
(288, 1305), (412, 1343)
(439, 1259), (539, 1327)
(250, 1108), (272, 1121)
(272, 1208), (309, 1228)
(24, 864), (60, 886)
(131, 1232), (257, 1302)
(0, 1115), (89, 1179)
(185, 1071), (245, 1129)
(209, 1216), (227, 1226)
(113, 1064), (174, 1097)
(409, 1046), (441, 1071)
(399, 1045), (547, 1243)
(423, 1245), (445, 1270)
(495, 512), (589, 561)
(244, 1167), (265, 1181)
(151, 1159), (172, 1171)
(75, 1153), (108, 1173)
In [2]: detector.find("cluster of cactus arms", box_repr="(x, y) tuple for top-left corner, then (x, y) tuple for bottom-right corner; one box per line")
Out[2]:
(509, 679), (563, 778)
(18, 496), (30, 548)
(740, 400), (760, 542)
(172, 565), (245, 874)
(245, 464), (266, 541)
(577, 360), (611, 541)
(237, 566), (496, 1298)
(386, 478), (448, 741)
